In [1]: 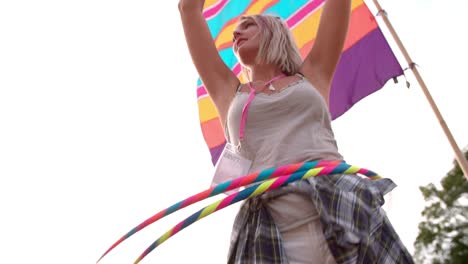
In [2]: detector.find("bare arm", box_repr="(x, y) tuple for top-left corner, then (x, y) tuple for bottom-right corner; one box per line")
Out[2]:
(300, 0), (351, 104)
(178, 0), (239, 124)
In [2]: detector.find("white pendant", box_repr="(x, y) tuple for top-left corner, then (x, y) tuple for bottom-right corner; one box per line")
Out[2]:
(268, 84), (276, 91)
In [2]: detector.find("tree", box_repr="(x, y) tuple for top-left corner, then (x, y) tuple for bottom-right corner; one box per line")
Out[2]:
(414, 150), (468, 264)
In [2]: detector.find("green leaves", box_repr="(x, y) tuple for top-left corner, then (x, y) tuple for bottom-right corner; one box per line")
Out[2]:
(413, 150), (468, 264)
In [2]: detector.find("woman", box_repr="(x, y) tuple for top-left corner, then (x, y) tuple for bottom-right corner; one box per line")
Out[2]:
(178, 0), (414, 263)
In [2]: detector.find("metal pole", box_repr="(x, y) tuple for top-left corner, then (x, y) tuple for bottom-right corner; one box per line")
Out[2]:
(372, 0), (468, 179)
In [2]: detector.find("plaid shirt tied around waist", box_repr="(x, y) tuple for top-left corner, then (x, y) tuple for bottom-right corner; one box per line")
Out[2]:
(227, 174), (414, 264)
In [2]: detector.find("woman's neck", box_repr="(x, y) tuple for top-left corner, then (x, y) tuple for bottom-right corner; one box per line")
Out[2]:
(248, 65), (284, 83)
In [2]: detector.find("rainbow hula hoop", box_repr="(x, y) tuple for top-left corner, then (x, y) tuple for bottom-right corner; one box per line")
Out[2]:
(98, 161), (381, 263)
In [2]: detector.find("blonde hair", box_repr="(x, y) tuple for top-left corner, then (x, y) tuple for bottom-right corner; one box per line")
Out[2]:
(237, 14), (303, 79)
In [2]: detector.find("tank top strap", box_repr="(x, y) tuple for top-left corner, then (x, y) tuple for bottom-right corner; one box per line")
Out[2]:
(236, 83), (243, 92)
(295, 72), (306, 79)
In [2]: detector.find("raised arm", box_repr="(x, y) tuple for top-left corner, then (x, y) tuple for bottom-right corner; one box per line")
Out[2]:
(300, 0), (351, 103)
(178, 0), (240, 124)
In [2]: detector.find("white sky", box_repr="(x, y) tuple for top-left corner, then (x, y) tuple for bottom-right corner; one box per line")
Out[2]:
(1, 0), (467, 263)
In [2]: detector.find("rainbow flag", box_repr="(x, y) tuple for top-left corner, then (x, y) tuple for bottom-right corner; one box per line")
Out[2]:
(198, 0), (403, 165)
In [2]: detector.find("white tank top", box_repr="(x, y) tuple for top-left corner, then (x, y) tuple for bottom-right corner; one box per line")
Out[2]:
(225, 76), (343, 174)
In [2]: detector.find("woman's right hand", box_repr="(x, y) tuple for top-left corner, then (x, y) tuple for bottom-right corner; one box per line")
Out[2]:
(177, 0), (239, 127)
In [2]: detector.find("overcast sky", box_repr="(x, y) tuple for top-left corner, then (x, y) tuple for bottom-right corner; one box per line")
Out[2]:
(1, 0), (467, 263)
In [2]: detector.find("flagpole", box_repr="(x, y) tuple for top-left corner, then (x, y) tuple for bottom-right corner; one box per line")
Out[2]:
(372, 0), (468, 179)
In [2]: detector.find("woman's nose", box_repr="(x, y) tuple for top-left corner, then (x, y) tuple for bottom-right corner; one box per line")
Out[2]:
(233, 31), (241, 41)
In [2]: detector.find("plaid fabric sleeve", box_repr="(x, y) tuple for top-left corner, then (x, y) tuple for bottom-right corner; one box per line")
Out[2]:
(228, 197), (289, 264)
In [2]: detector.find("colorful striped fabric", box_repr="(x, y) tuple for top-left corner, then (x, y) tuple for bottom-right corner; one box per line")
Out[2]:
(198, 0), (403, 165)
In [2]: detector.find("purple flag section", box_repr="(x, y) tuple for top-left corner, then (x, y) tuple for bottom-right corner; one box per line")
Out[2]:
(330, 28), (403, 119)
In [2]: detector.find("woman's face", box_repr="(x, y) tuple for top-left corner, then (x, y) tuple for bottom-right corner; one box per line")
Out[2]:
(233, 18), (261, 65)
